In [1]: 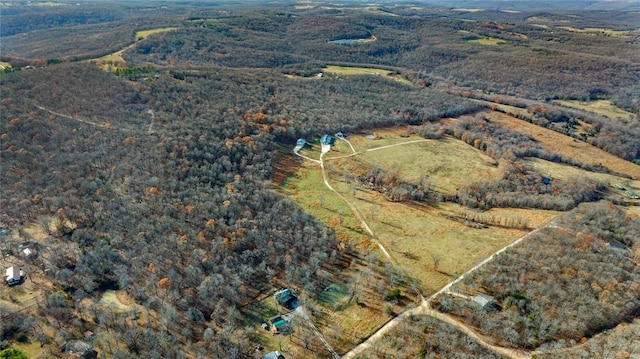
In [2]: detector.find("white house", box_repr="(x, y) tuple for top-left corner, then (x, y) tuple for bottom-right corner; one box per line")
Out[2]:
(5, 265), (24, 286)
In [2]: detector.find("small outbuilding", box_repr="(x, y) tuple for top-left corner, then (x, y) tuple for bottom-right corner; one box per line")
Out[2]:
(296, 138), (306, 147)
(5, 265), (24, 286)
(63, 340), (97, 359)
(472, 294), (496, 310)
(607, 242), (629, 256)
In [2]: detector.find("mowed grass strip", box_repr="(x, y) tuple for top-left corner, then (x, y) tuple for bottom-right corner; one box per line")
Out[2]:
(485, 111), (640, 179)
(135, 27), (178, 41)
(554, 99), (636, 121)
(323, 65), (413, 86)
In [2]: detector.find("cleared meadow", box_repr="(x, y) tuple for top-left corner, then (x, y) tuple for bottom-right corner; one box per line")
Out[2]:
(352, 137), (501, 194)
(134, 27), (178, 41)
(323, 65), (412, 86)
(283, 131), (553, 294)
(468, 37), (506, 45)
(554, 99), (636, 121)
(485, 111), (640, 179)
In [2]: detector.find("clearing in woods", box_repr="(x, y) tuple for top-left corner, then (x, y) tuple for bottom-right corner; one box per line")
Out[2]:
(280, 129), (556, 294)
(468, 37), (506, 45)
(134, 27), (178, 41)
(350, 135), (501, 194)
(558, 26), (633, 37)
(322, 65), (412, 85)
(485, 111), (640, 179)
(554, 99), (636, 121)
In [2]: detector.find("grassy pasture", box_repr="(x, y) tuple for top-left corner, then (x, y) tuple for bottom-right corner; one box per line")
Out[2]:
(282, 129), (552, 294)
(0, 61), (12, 69)
(469, 37), (506, 45)
(330, 180), (527, 293)
(554, 99), (636, 120)
(323, 65), (412, 86)
(558, 26), (631, 36)
(485, 111), (640, 179)
(280, 164), (368, 245)
(95, 53), (127, 71)
(524, 157), (640, 205)
(134, 27), (178, 41)
(353, 137), (501, 194)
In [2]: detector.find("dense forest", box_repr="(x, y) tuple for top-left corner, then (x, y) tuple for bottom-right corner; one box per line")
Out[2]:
(1, 1), (640, 358)
(0, 60), (480, 356)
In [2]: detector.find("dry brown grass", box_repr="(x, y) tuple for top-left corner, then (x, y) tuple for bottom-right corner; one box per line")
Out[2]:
(485, 111), (640, 179)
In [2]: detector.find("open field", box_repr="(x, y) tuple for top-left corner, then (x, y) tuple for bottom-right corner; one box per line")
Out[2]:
(485, 111), (640, 179)
(351, 137), (501, 194)
(95, 53), (126, 71)
(330, 181), (528, 293)
(283, 129), (560, 295)
(524, 157), (640, 188)
(554, 99), (636, 120)
(331, 129), (423, 151)
(524, 157), (640, 204)
(468, 37), (506, 45)
(558, 26), (633, 36)
(134, 27), (177, 41)
(280, 164), (368, 245)
(0, 61), (11, 69)
(323, 65), (412, 86)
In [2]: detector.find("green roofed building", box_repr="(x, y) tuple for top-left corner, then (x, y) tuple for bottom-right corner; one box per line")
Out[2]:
(268, 315), (289, 334)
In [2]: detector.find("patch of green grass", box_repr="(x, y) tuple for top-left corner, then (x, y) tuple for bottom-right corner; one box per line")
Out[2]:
(469, 37), (506, 45)
(280, 165), (367, 244)
(135, 27), (178, 41)
(554, 99), (635, 120)
(323, 65), (412, 86)
(559, 26), (631, 37)
(318, 283), (349, 305)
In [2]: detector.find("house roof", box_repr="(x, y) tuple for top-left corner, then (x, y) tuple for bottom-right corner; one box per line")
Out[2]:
(5, 265), (20, 279)
(321, 134), (334, 145)
(263, 351), (285, 359)
(274, 289), (293, 304)
(65, 340), (92, 354)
